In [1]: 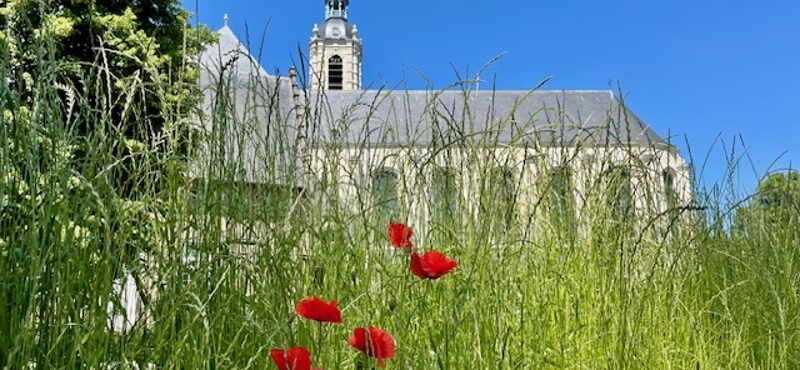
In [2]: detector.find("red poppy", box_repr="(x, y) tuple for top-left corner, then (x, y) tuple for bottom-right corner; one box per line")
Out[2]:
(348, 326), (396, 368)
(410, 250), (458, 280)
(387, 221), (413, 249)
(270, 346), (322, 370)
(295, 296), (343, 323)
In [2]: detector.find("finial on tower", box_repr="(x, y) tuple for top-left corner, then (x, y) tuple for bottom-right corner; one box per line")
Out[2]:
(324, 0), (349, 20)
(224, 14), (229, 26)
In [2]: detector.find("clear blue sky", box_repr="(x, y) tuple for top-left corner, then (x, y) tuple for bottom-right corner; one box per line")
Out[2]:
(182, 0), (800, 195)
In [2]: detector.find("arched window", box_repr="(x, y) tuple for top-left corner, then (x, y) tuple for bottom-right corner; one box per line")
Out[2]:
(432, 168), (458, 222)
(610, 167), (632, 217)
(328, 55), (343, 90)
(663, 168), (677, 208)
(549, 167), (574, 223)
(481, 167), (515, 233)
(371, 168), (398, 225)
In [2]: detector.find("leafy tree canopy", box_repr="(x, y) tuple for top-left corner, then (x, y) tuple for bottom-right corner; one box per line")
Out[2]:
(1, 0), (216, 197)
(753, 171), (800, 209)
(735, 170), (800, 231)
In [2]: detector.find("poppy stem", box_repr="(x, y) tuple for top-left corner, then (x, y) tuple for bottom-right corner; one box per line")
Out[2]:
(358, 358), (377, 370)
(315, 321), (323, 360)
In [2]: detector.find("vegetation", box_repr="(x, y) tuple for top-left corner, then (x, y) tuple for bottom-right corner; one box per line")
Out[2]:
(735, 171), (800, 227)
(1, 4), (799, 369)
(1, 0), (215, 198)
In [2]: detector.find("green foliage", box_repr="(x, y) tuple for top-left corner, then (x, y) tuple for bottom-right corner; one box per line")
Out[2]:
(0, 0), (215, 198)
(696, 170), (800, 369)
(741, 171), (800, 221)
(734, 170), (800, 244)
(0, 3), (214, 367)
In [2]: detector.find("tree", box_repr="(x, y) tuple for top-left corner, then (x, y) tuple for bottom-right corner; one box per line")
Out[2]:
(734, 170), (800, 236)
(1, 0), (215, 197)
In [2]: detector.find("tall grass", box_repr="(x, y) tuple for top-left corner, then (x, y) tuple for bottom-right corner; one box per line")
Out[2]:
(1, 18), (798, 370)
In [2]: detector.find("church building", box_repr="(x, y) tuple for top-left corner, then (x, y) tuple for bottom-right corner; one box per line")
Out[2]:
(195, 0), (692, 240)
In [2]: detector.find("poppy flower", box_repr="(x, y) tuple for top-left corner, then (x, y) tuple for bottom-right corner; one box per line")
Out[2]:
(410, 250), (458, 280)
(348, 326), (396, 368)
(387, 221), (413, 249)
(295, 296), (343, 323)
(270, 346), (322, 370)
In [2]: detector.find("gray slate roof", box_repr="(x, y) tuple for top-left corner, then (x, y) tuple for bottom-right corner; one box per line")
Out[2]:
(193, 26), (300, 186)
(307, 89), (665, 147)
(199, 26), (270, 81)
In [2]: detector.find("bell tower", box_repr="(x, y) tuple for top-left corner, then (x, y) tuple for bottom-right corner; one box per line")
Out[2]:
(309, 0), (362, 91)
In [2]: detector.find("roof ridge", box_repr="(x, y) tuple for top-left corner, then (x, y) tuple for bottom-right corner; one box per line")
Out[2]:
(204, 26), (272, 79)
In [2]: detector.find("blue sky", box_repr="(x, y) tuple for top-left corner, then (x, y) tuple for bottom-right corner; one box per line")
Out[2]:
(183, 0), (800, 195)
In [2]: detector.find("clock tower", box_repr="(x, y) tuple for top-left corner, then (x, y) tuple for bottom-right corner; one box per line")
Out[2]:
(309, 0), (362, 90)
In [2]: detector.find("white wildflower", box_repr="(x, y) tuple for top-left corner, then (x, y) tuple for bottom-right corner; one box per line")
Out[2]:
(67, 175), (82, 190)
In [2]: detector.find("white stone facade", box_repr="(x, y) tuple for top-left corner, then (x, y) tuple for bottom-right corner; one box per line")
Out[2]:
(308, 144), (691, 235)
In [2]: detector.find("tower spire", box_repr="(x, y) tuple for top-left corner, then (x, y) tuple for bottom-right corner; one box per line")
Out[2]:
(309, 0), (362, 90)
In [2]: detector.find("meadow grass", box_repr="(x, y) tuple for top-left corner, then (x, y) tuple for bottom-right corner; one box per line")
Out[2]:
(1, 22), (798, 370)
